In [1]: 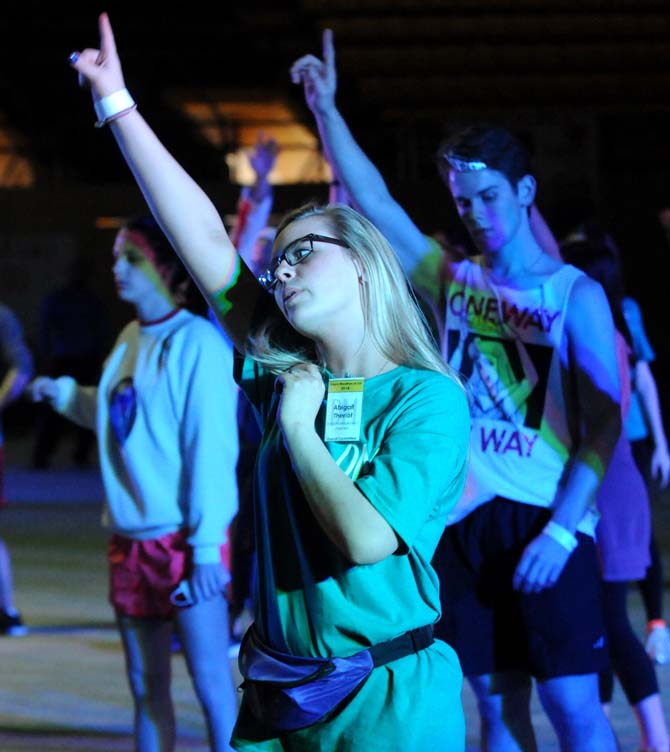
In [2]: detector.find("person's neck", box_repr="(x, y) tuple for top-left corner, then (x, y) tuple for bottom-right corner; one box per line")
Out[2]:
(317, 335), (394, 379)
(134, 294), (176, 324)
(485, 228), (547, 286)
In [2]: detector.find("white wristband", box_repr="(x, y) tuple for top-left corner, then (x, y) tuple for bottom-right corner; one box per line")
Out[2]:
(542, 520), (578, 553)
(94, 88), (136, 127)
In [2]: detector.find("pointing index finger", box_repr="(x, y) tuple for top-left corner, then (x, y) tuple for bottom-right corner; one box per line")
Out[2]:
(98, 12), (118, 57)
(322, 28), (335, 70)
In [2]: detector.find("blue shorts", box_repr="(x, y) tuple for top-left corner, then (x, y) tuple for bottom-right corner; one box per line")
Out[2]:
(434, 497), (609, 680)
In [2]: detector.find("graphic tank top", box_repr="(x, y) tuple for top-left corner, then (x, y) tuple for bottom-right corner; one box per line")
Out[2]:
(444, 259), (598, 535)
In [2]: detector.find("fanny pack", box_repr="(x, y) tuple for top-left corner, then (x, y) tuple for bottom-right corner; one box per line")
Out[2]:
(238, 623), (434, 731)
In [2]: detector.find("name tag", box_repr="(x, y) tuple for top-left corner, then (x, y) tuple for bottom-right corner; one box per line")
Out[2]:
(324, 378), (364, 442)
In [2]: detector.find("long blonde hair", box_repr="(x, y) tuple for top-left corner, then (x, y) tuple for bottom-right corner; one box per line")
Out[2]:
(247, 203), (461, 384)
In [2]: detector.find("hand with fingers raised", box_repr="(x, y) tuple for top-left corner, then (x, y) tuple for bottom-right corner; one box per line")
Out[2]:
(68, 13), (135, 127)
(250, 132), (280, 181)
(290, 28), (337, 117)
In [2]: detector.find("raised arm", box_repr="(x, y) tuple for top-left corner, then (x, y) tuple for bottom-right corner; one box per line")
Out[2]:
(328, 177), (352, 207)
(290, 30), (430, 275)
(230, 132), (278, 268)
(69, 14), (263, 352)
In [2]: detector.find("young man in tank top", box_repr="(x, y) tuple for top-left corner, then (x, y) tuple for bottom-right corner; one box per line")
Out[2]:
(290, 30), (621, 752)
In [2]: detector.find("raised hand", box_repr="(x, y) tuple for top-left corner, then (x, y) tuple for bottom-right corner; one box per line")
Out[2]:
(250, 132), (280, 180)
(68, 12), (126, 100)
(290, 28), (337, 115)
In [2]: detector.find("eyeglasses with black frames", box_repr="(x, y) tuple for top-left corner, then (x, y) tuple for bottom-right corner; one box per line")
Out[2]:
(257, 233), (350, 292)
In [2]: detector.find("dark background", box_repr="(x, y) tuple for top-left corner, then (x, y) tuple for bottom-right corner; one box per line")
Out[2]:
(2, 1), (670, 422)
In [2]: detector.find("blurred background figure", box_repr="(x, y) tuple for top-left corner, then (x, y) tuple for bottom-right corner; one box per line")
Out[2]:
(0, 302), (33, 635)
(623, 289), (670, 666)
(561, 230), (670, 752)
(30, 216), (239, 751)
(565, 220), (670, 666)
(31, 254), (108, 469)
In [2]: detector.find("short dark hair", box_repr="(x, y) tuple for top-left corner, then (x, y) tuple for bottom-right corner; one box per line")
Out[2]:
(437, 125), (533, 189)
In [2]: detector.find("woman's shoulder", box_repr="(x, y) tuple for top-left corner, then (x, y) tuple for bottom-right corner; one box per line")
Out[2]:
(379, 367), (470, 445)
(392, 363), (460, 384)
(386, 365), (467, 406)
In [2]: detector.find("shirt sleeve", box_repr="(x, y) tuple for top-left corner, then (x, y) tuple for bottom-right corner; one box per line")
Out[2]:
(355, 373), (470, 550)
(53, 376), (98, 430)
(410, 236), (446, 308)
(55, 329), (132, 429)
(178, 320), (240, 564)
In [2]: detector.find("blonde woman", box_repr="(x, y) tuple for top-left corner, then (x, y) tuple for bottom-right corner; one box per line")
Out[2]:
(68, 15), (470, 751)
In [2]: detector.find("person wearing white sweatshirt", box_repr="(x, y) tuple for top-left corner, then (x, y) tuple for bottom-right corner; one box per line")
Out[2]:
(30, 215), (239, 752)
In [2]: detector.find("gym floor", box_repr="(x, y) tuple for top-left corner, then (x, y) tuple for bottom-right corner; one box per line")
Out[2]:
(1, 443), (668, 751)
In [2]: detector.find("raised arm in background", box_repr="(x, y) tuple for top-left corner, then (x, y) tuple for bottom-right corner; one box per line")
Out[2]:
(290, 30), (430, 274)
(291, 30), (562, 275)
(230, 132), (278, 267)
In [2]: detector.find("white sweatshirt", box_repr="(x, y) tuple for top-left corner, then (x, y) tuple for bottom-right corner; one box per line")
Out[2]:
(53, 309), (239, 564)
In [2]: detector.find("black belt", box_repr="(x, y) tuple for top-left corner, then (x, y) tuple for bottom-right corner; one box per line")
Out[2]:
(369, 625), (435, 667)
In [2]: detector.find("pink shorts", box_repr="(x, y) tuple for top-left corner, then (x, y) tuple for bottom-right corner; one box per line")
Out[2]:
(108, 531), (229, 619)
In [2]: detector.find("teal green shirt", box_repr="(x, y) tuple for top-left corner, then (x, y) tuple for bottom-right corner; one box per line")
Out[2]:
(233, 359), (469, 751)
